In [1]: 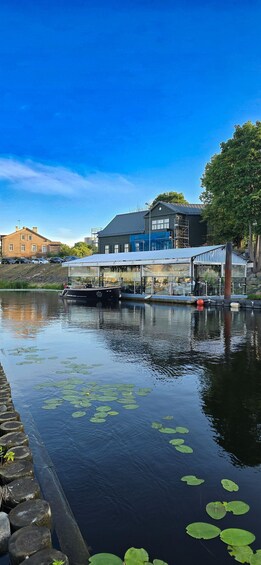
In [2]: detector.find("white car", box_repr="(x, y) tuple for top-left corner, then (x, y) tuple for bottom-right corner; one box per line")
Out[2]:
(31, 258), (49, 264)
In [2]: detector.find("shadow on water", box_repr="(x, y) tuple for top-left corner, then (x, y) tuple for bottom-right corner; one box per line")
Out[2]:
(1, 293), (261, 565)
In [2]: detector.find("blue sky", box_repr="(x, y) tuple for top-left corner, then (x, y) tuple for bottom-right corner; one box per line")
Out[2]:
(0, 0), (260, 244)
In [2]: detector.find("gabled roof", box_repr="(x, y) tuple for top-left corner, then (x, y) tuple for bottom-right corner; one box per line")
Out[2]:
(2, 227), (51, 241)
(144, 202), (205, 216)
(98, 210), (146, 237)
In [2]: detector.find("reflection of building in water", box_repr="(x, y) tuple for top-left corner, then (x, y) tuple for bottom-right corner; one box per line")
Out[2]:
(0, 292), (59, 337)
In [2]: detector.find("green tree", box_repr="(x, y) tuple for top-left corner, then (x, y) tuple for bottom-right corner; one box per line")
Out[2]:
(200, 121), (261, 272)
(71, 241), (92, 257)
(59, 244), (73, 257)
(151, 191), (188, 207)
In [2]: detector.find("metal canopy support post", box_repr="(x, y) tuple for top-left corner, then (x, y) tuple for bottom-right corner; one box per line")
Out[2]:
(224, 242), (232, 299)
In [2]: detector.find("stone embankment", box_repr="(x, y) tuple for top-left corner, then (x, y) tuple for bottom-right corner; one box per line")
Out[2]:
(0, 264), (66, 286)
(0, 363), (69, 564)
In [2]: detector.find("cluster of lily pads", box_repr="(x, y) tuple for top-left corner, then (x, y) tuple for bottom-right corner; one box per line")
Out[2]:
(151, 417), (192, 453)
(35, 376), (151, 423)
(8, 346), (48, 364)
(89, 547), (168, 565)
(186, 478), (261, 564)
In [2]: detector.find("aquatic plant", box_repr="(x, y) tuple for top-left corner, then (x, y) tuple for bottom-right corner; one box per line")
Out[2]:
(89, 547), (168, 565)
(4, 451), (15, 462)
(221, 479), (239, 492)
(51, 560), (65, 565)
(186, 522), (221, 539)
(181, 475), (205, 486)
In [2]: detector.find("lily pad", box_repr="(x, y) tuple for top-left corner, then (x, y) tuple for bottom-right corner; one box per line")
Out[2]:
(221, 479), (239, 492)
(250, 550), (261, 565)
(72, 411), (86, 418)
(122, 405), (139, 409)
(175, 426), (189, 434)
(89, 417), (106, 423)
(153, 561), (169, 565)
(124, 547), (149, 564)
(158, 427), (177, 434)
(96, 406), (112, 412)
(108, 411), (119, 416)
(206, 502), (226, 520)
(89, 553), (122, 565)
(151, 422), (163, 429)
(163, 416), (174, 420)
(181, 475), (204, 486)
(228, 545), (253, 564)
(175, 445), (193, 453)
(224, 501), (250, 516)
(169, 439), (184, 446)
(220, 529), (255, 547)
(186, 522), (221, 540)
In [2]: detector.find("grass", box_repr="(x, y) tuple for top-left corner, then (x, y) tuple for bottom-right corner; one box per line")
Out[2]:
(0, 280), (63, 290)
(247, 294), (261, 300)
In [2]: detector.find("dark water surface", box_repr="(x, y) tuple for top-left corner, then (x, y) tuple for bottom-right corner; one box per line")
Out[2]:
(1, 291), (261, 565)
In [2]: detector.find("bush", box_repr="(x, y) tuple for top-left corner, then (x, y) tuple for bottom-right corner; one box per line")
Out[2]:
(247, 294), (261, 300)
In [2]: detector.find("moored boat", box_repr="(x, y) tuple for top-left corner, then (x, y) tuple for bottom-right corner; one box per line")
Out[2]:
(59, 286), (120, 305)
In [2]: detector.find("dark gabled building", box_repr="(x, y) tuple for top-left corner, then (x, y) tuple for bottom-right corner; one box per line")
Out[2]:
(98, 201), (207, 253)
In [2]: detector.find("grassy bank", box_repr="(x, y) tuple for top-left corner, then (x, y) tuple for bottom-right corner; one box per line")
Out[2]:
(0, 280), (63, 290)
(0, 264), (66, 286)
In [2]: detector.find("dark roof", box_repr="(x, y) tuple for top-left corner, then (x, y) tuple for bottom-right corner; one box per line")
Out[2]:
(99, 210), (146, 237)
(144, 202), (205, 216)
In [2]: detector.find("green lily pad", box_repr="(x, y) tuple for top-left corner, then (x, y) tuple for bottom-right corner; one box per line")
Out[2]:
(108, 411), (119, 416)
(124, 547), (149, 564)
(89, 418), (106, 423)
(250, 550), (261, 565)
(206, 502), (226, 520)
(220, 529), (255, 547)
(96, 406), (112, 412)
(153, 561), (169, 565)
(181, 475), (204, 486)
(228, 545), (253, 563)
(186, 522), (221, 540)
(175, 445), (193, 453)
(225, 501), (250, 516)
(158, 427), (177, 434)
(89, 553), (122, 564)
(72, 411), (86, 418)
(163, 416), (174, 420)
(175, 426), (189, 434)
(221, 479), (239, 492)
(122, 404), (139, 409)
(42, 405), (57, 410)
(151, 422), (163, 429)
(169, 439), (184, 446)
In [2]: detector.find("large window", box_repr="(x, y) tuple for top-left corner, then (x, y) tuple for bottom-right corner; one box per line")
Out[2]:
(104, 245), (110, 254)
(9, 244), (14, 251)
(42, 245), (47, 253)
(21, 235), (25, 240)
(124, 243), (129, 252)
(21, 245), (25, 252)
(28, 235), (32, 241)
(152, 218), (169, 230)
(114, 244), (119, 253)
(32, 244), (37, 252)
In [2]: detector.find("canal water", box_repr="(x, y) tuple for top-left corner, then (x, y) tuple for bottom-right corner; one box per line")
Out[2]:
(0, 291), (261, 565)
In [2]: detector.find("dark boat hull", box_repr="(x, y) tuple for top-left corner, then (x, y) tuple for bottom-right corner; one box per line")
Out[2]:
(60, 286), (120, 305)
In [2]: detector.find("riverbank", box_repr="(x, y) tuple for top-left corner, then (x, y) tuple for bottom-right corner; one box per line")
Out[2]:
(0, 265), (65, 287)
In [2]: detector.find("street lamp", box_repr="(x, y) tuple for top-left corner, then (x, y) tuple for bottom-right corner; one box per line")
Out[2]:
(145, 202), (151, 251)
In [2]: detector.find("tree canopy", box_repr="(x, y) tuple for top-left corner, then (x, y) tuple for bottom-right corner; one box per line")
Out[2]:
(151, 191), (188, 207)
(200, 121), (261, 271)
(59, 241), (93, 258)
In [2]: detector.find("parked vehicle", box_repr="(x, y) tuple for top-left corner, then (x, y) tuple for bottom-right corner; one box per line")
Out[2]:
(31, 258), (49, 264)
(1, 258), (16, 264)
(63, 256), (78, 262)
(49, 257), (64, 263)
(14, 258), (32, 264)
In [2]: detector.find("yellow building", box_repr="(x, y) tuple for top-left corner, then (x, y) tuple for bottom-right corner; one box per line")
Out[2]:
(1, 226), (61, 258)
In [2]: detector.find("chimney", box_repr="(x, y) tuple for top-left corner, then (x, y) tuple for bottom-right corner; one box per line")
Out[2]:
(32, 227), (38, 233)
(15, 226), (19, 231)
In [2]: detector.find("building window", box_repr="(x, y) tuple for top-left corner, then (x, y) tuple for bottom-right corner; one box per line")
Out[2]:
(28, 235), (32, 241)
(104, 245), (110, 254)
(152, 218), (169, 230)
(32, 244), (37, 252)
(21, 235), (25, 240)
(124, 244), (129, 252)
(42, 245), (47, 253)
(9, 244), (14, 251)
(135, 242), (140, 251)
(114, 244), (119, 253)
(21, 245), (25, 252)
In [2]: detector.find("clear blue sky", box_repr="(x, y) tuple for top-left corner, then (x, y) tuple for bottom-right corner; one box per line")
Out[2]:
(0, 0), (260, 244)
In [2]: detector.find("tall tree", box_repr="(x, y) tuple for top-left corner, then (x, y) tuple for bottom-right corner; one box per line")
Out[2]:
(200, 121), (261, 272)
(71, 241), (92, 257)
(151, 191), (188, 207)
